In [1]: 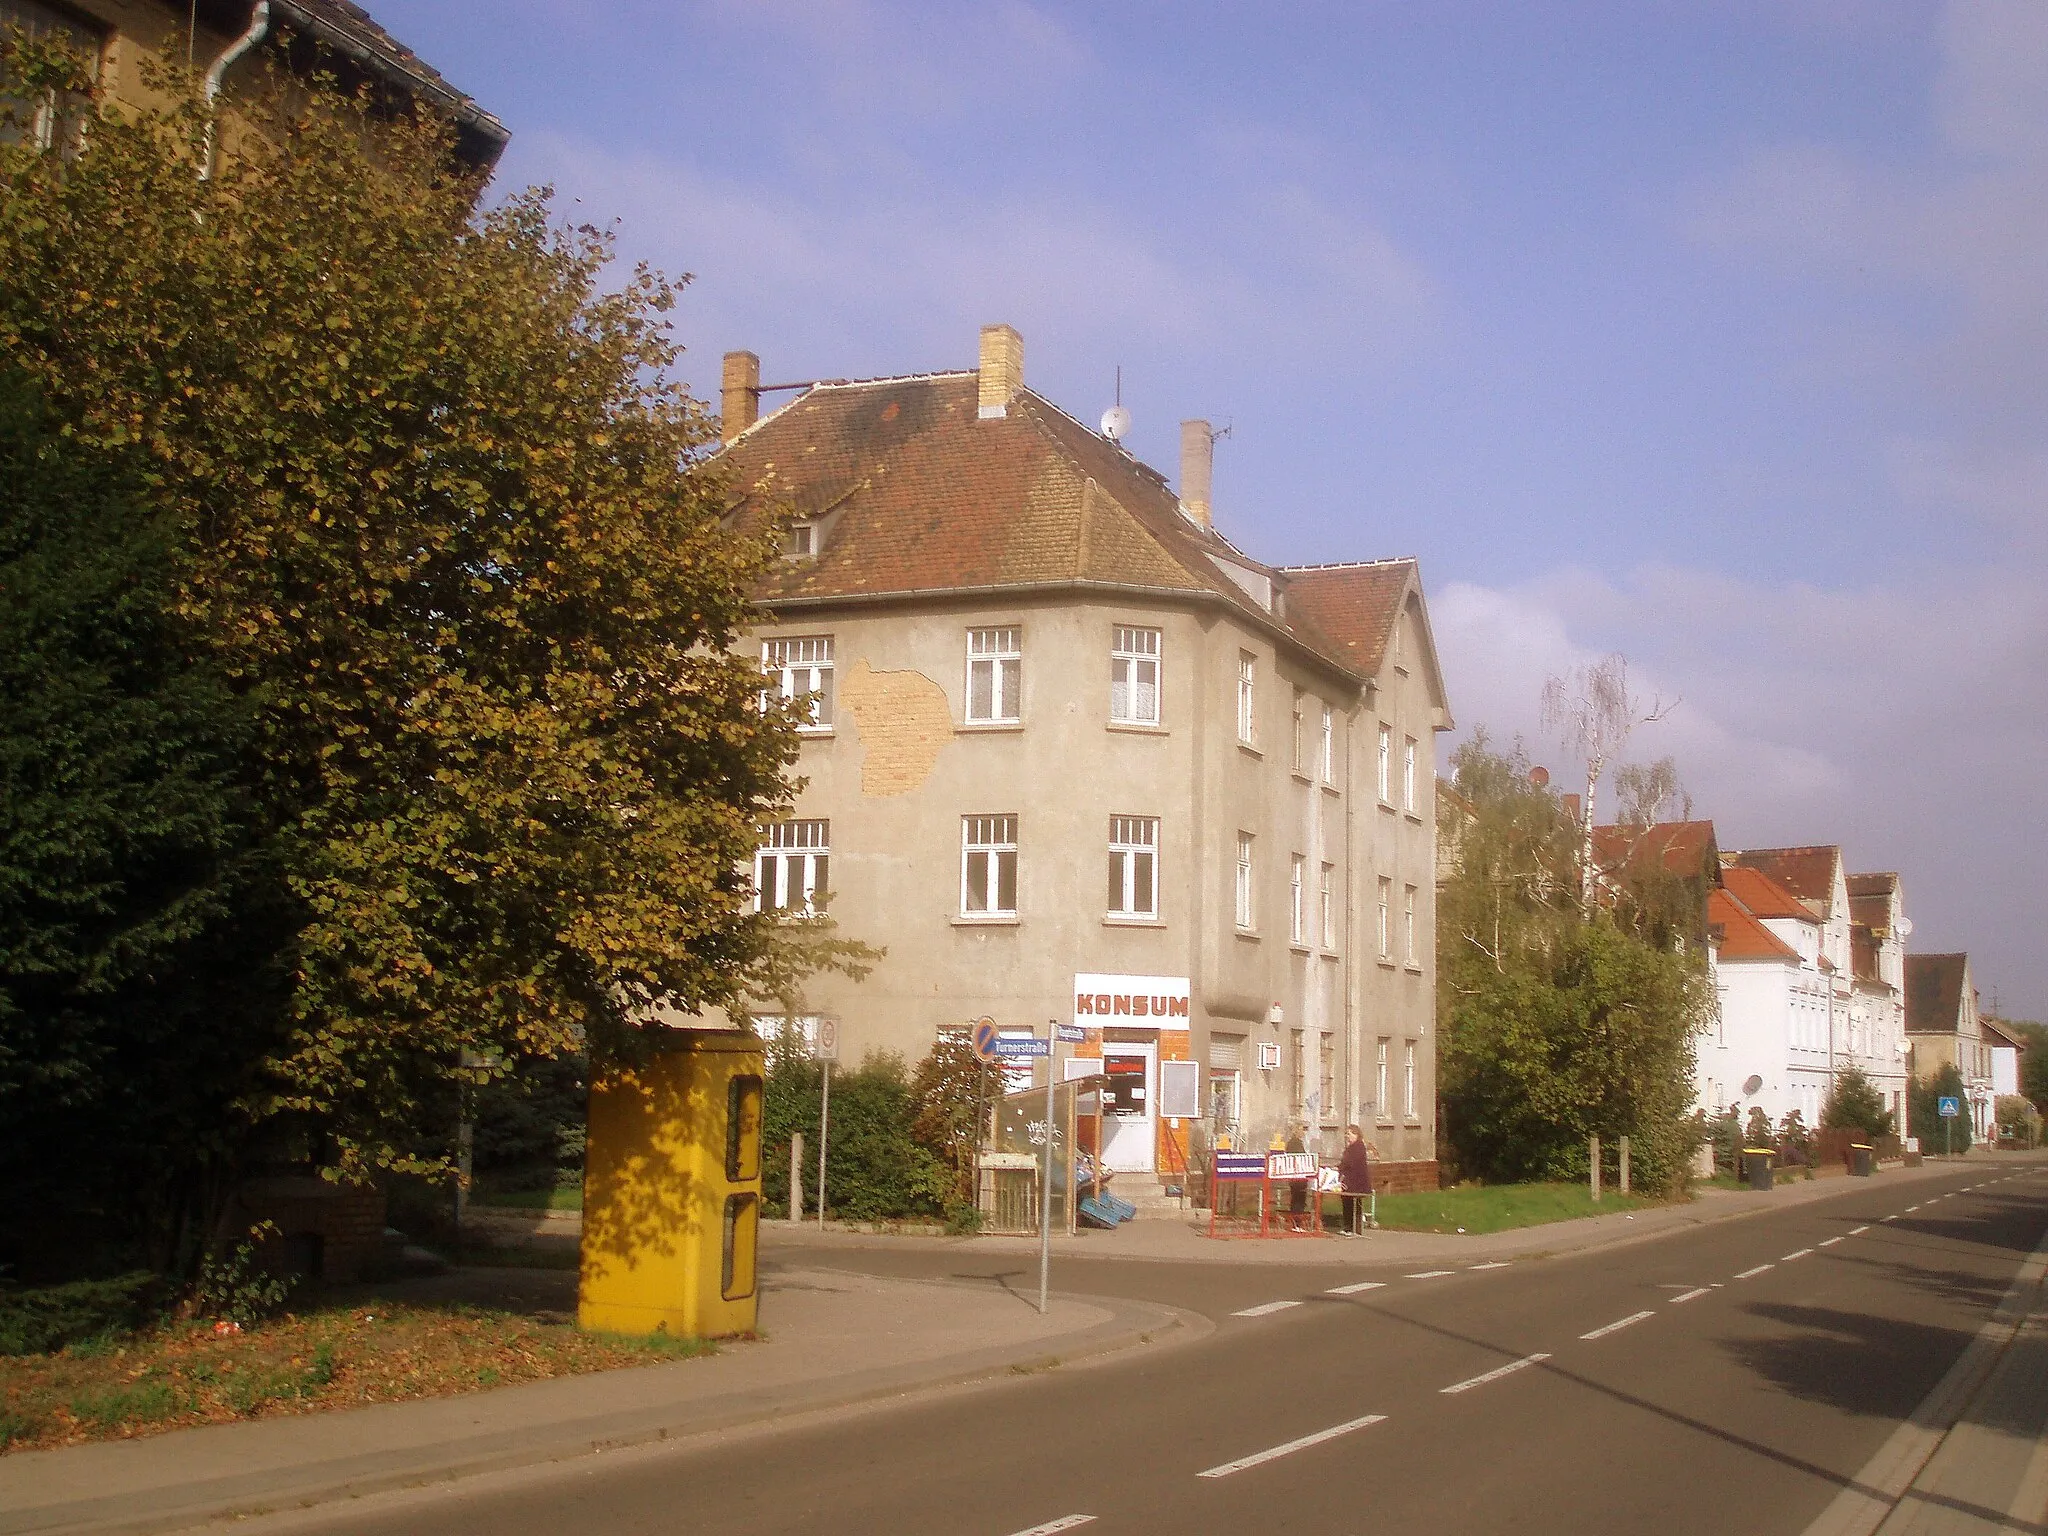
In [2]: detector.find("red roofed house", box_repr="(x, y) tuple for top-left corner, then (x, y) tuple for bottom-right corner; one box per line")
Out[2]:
(1702, 866), (1839, 1130)
(1906, 953), (1994, 1144)
(717, 326), (1453, 1195)
(1845, 872), (1913, 1138)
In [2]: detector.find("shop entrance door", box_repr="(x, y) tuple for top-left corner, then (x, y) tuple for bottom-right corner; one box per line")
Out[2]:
(1101, 1044), (1156, 1171)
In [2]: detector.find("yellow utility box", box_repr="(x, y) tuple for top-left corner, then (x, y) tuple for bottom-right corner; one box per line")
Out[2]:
(578, 1028), (764, 1339)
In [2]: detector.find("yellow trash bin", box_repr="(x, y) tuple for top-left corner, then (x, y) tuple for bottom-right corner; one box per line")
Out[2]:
(578, 1028), (764, 1340)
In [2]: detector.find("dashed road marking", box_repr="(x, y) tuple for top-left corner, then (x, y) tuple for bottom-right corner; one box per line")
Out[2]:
(1581, 1311), (1655, 1340)
(1734, 1264), (1774, 1280)
(1442, 1353), (1552, 1395)
(1782, 1249), (1813, 1261)
(1850, 1225), (1870, 1235)
(1818, 1237), (1844, 1247)
(1906, 1204), (1922, 1211)
(1468, 1262), (1511, 1271)
(1405, 1270), (1456, 1279)
(1196, 1413), (1387, 1477)
(1670, 1287), (1711, 1304)
(1326, 1281), (1386, 1295)
(1007, 1519), (1095, 1536)
(1882, 1215), (1898, 1222)
(1233, 1300), (1303, 1318)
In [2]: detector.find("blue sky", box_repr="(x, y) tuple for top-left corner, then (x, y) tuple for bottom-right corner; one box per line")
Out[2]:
(379, 1), (2047, 1017)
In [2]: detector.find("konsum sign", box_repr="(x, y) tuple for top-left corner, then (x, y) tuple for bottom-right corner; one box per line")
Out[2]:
(1073, 973), (1191, 1029)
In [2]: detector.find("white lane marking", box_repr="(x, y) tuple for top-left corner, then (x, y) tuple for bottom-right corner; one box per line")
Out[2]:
(1782, 1249), (1813, 1261)
(1906, 1204), (1922, 1211)
(1818, 1237), (1844, 1247)
(1850, 1225), (1870, 1235)
(1196, 1413), (1387, 1478)
(1882, 1215), (1899, 1222)
(1670, 1287), (1711, 1304)
(1326, 1281), (1386, 1295)
(1008, 1519), (1095, 1536)
(1581, 1311), (1655, 1340)
(1468, 1261), (1510, 1270)
(1442, 1353), (1552, 1395)
(1405, 1270), (1456, 1279)
(1233, 1300), (1303, 1318)
(1734, 1264), (1775, 1280)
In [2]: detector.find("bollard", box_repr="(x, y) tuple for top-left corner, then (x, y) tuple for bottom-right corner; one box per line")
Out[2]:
(1590, 1135), (1602, 1202)
(790, 1131), (804, 1220)
(1619, 1136), (1631, 1196)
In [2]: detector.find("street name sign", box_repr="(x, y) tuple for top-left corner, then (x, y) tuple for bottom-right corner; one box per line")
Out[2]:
(1938, 1096), (1961, 1118)
(1054, 1022), (1086, 1043)
(991, 1037), (1050, 1060)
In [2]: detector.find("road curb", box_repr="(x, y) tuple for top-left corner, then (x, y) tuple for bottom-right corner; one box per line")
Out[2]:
(1, 1288), (1203, 1536)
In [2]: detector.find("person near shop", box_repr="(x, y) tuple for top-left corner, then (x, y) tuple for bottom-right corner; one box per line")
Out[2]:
(1338, 1125), (1374, 1235)
(1285, 1124), (1310, 1230)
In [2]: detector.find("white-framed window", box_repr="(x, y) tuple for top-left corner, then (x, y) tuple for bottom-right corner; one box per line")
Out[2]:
(966, 627), (1021, 723)
(787, 521), (818, 559)
(1375, 1038), (1391, 1122)
(1110, 625), (1161, 725)
(1235, 832), (1255, 931)
(1290, 1029), (1306, 1116)
(1377, 723), (1392, 803)
(1289, 854), (1307, 945)
(1321, 704), (1336, 783)
(755, 819), (829, 913)
(762, 636), (834, 730)
(1291, 688), (1305, 772)
(1320, 1038), (1335, 1121)
(1404, 884), (1418, 965)
(961, 814), (1018, 915)
(1403, 1040), (1418, 1119)
(1107, 815), (1159, 918)
(1403, 736), (1418, 811)
(1377, 877), (1392, 958)
(1319, 862), (1336, 950)
(1237, 652), (1257, 745)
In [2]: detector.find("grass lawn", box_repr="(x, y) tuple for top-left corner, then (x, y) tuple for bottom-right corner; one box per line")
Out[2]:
(1321, 1181), (1666, 1234)
(0, 1301), (708, 1454)
(471, 1185), (582, 1212)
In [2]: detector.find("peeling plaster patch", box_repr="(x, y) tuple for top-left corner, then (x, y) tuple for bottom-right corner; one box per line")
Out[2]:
(840, 657), (952, 795)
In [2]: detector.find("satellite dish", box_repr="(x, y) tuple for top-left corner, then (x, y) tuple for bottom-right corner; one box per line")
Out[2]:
(1897, 918), (1914, 938)
(1100, 404), (1131, 441)
(1742, 1074), (1763, 1097)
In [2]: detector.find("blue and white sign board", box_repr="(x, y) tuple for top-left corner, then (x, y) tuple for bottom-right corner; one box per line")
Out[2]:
(991, 1036), (1050, 1060)
(1938, 1096), (1962, 1119)
(1054, 1022), (1086, 1044)
(1214, 1153), (1267, 1182)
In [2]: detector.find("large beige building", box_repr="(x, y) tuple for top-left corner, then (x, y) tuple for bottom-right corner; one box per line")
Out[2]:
(719, 325), (1451, 1184)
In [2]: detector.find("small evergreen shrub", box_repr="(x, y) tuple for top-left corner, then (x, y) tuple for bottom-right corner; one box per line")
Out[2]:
(0, 1271), (159, 1356)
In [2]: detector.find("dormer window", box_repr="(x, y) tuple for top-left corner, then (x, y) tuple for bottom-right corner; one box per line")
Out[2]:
(787, 521), (818, 560)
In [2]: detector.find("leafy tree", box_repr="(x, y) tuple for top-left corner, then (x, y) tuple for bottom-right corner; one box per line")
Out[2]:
(1995, 1094), (2039, 1148)
(1821, 1066), (1893, 1138)
(1910, 1064), (1973, 1154)
(2007, 1020), (2048, 1115)
(1438, 736), (1707, 1193)
(911, 1033), (994, 1212)
(0, 372), (295, 1277)
(0, 42), (803, 1188)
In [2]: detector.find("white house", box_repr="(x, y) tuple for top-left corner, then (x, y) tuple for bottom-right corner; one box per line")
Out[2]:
(1702, 865), (1835, 1129)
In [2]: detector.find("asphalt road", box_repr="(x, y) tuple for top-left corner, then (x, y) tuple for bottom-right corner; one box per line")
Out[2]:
(276, 1164), (2047, 1536)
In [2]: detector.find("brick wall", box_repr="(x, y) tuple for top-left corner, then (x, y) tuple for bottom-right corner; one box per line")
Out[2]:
(1372, 1159), (1440, 1195)
(231, 1177), (387, 1283)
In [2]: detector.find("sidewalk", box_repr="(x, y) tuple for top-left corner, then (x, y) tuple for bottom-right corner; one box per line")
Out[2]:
(0, 1264), (1197, 1536)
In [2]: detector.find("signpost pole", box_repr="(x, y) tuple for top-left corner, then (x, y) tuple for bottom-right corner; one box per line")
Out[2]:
(1038, 1018), (1056, 1316)
(817, 1058), (831, 1228)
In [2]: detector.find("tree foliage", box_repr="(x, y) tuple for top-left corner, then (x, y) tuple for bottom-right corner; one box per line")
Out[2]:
(0, 41), (804, 1192)
(1821, 1066), (1893, 1138)
(1910, 1064), (1973, 1154)
(1438, 734), (1707, 1192)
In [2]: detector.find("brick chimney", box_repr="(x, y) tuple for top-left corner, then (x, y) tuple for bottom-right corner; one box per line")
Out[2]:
(721, 350), (760, 443)
(1179, 419), (1213, 527)
(977, 324), (1023, 419)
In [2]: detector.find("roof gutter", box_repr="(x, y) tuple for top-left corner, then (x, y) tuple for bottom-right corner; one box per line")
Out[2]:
(199, 0), (268, 180)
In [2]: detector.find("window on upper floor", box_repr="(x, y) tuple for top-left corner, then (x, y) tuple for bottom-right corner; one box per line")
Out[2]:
(1377, 876), (1393, 958)
(1403, 736), (1418, 811)
(961, 814), (1018, 915)
(0, 2), (100, 156)
(1289, 854), (1307, 945)
(1235, 832), (1256, 931)
(1377, 723), (1392, 803)
(1110, 626), (1161, 725)
(1290, 688), (1305, 772)
(1107, 815), (1159, 919)
(1321, 705), (1336, 784)
(1375, 1038), (1392, 1122)
(755, 819), (829, 914)
(1403, 1040), (1418, 1119)
(786, 520), (817, 560)
(966, 627), (1021, 723)
(1319, 862), (1336, 950)
(1237, 653), (1258, 746)
(1404, 884), (1418, 965)
(762, 636), (834, 730)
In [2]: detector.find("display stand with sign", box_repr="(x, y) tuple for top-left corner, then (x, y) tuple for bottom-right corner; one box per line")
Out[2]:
(1202, 1150), (1326, 1239)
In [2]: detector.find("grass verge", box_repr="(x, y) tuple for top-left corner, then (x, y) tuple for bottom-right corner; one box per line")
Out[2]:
(471, 1186), (583, 1212)
(0, 1302), (710, 1454)
(1323, 1181), (1667, 1234)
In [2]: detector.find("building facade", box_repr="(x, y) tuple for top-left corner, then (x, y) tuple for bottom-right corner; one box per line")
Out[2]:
(1906, 952), (1994, 1144)
(720, 326), (1451, 1181)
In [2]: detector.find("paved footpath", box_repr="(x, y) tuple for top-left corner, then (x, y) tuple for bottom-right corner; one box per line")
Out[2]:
(0, 1153), (2027, 1535)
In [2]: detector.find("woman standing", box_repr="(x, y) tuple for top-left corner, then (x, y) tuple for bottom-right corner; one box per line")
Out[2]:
(1338, 1125), (1374, 1235)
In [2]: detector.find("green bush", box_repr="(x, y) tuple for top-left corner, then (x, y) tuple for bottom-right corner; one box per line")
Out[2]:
(194, 1224), (294, 1326)
(0, 1271), (158, 1356)
(1912, 1064), (1974, 1153)
(1822, 1067), (1894, 1137)
(762, 1048), (950, 1222)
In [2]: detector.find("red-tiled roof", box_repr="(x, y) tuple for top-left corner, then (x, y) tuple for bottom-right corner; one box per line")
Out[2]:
(1723, 846), (1841, 912)
(1709, 889), (1801, 963)
(721, 373), (1395, 685)
(1720, 865), (1813, 923)
(1280, 562), (1412, 676)
(1906, 953), (1970, 1034)
(1982, 1017), (2026, 1052)
(1592, 820), (1719, 880)
(1846, 871), (1899, 899)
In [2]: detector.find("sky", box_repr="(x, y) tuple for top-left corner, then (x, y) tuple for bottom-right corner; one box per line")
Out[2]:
(376, 1), (2046, 1018)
